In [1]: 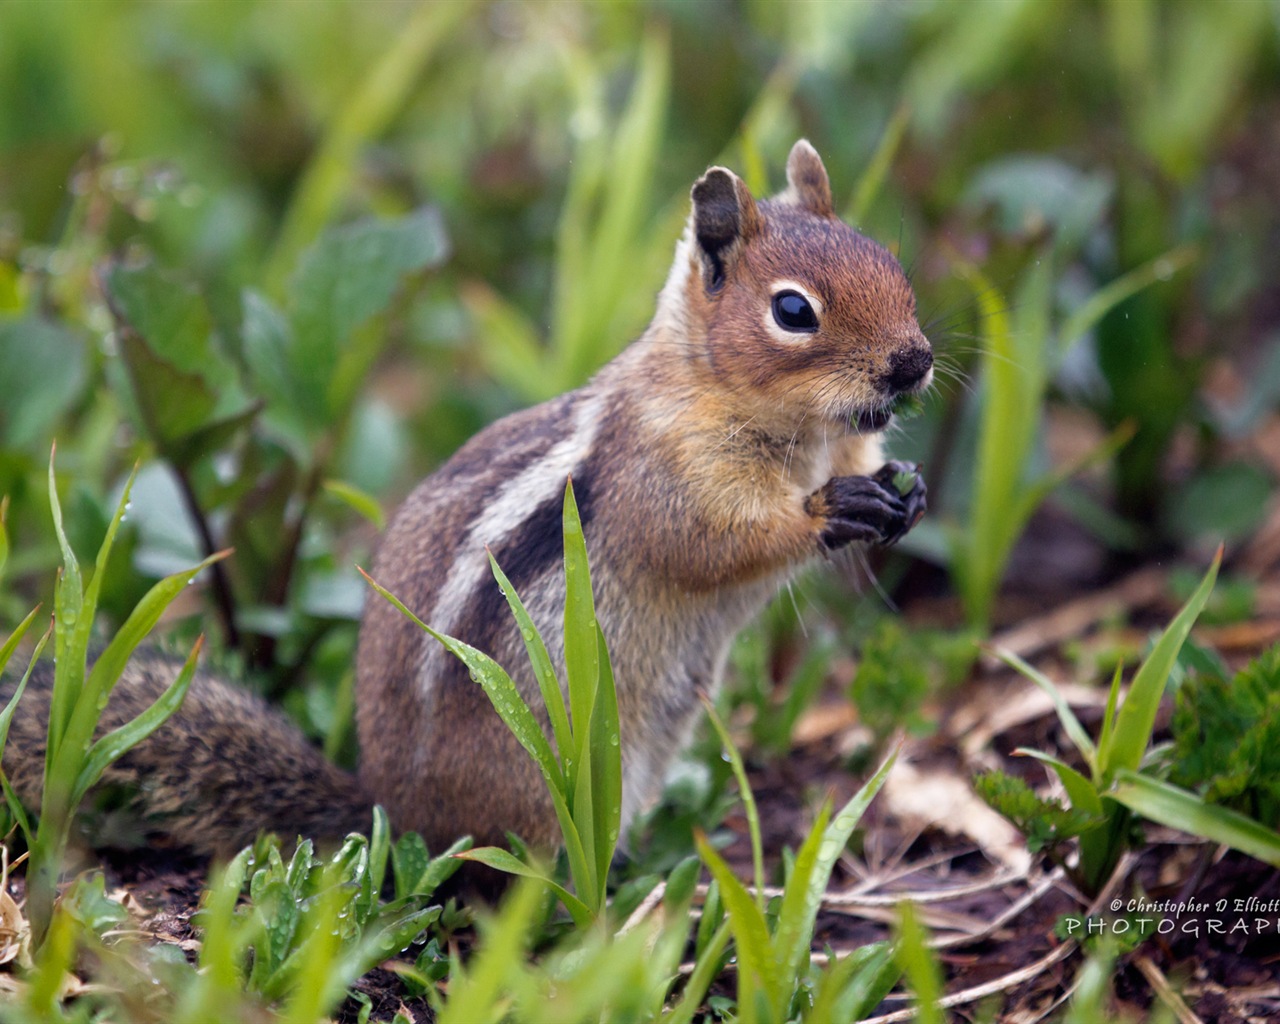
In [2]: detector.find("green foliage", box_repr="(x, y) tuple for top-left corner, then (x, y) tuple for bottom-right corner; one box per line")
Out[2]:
(367, 480), (621, 925)
(851, 620), (975, 740)
(986, 550), (1280, 890)
(1169, 647), (1280, 826)
(16, 454), (221, 947)
(694, 734), (900, 1023)
(973, 770), (1103, 855)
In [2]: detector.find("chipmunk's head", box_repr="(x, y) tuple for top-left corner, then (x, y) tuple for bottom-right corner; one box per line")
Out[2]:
(660, 139), (931, 434)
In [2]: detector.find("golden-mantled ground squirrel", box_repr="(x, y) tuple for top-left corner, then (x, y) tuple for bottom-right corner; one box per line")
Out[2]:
(3, 141), (931, 857)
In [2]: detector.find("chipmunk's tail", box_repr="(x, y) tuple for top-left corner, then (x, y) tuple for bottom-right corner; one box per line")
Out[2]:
(2, 649), (374, 858)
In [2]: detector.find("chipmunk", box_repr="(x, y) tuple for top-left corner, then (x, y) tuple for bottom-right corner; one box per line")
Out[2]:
(3, 141), (931, 858)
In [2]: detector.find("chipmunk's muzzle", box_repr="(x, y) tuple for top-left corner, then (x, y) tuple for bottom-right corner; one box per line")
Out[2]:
(882, 344), (933, 395)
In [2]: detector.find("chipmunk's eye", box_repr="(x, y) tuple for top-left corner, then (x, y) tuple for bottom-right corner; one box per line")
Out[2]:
(771, 290), (819, 333)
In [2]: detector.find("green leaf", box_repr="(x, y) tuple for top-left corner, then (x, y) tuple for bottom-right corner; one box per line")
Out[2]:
(1111, 769), (1280, 867)
(703, 698), (765, 904)
(71, 637), (201, 807)
(695, 831), (781, 1018)
(453, 847), (591, 929)
(1105, 549), (1220, 778)
(322, 479), (387, 531)
(992, 646), (1096, 768)
(487, 551), (571, 782)
(773, 801), (831, 997)
(361, 571), (561, 788)
(562, 478), (599, 766)
(288, 207), (449, 423)
(105, 264), (250, 464)
(846, 102), (912, 225)
(587, 623), (621, 894)
(0, 318), (86, 449)
(894, 903), (943, 1024)
(665, 920), (731, 1024)
(807, 942), (898, 1024)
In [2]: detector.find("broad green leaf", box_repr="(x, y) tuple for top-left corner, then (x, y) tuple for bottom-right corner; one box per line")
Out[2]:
(453, 847), (591, 929)
(1106, 549), (1220, 777)
(1111, 769), (1280, 867)
(265, 0), (471, 293)
(368, 806), (391, 896)
(105, 264), (250, 462)
(288, 207), (448, 423)
(72, 638), (201, 807)
(0, 318), (86, 449)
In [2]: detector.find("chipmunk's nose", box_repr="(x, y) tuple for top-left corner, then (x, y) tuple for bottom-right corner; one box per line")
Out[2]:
(883, 345), (933, 393)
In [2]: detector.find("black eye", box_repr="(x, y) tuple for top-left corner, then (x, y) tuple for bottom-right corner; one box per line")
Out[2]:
(771, 290), (818, 333)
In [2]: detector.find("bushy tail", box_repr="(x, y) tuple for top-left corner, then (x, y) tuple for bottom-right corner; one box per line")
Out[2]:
(1, 650), (374, 858)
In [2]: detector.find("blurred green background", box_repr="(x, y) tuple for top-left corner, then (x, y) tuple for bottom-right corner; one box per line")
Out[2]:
(1, 0), (1277, 738)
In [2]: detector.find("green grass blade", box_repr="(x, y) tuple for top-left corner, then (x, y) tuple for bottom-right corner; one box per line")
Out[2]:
(437, 876), (544, 1024)
(695, 831), (781, 1018)
(807, 942), (897, 1024)
(588, 623), (622, 896)
(562, 479), (599, 762)
(47, 446), (84, 763)
(72, 637), (201, 807)
(703, 697), (765, 906)
(992, 646), (1096, 767)
(846, 101), (912, 226)
(1095, 662), (1124, 776)
(488, 549), (572, 778)
(1058, 243), (1197, 352)
(0, 496), (9, 584)
(453, 847), (592, 930)
(773, 801), (832, 1003)
(0, 615), (51, 754)
(894, 902), (943, 1024)
(361, 570), (561, 787)
(665, 920), (731, 1024)
(786, 744), (898, 987)
(1015, 748), (1103, 816)
(1111, 769), (1280, 867)
(63, 550), (228, 766)
(0, 604), (43, 679)
(546, 771), (594, 913)
(368, 805), (390, 896)
(265, 0), (473, 294)
(1105, 548), (1220, 778)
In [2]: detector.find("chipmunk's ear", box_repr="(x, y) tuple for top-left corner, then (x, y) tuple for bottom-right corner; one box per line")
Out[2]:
(690, 167), (761, 293)
(785, 139), (833, 218)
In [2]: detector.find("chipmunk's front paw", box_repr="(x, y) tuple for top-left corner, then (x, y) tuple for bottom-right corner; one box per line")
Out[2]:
(809, 462), (926, 551)
(871, 460), (927, 545)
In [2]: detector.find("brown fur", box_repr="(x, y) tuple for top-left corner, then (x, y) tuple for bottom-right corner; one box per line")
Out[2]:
(2, 141), (932, 858)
